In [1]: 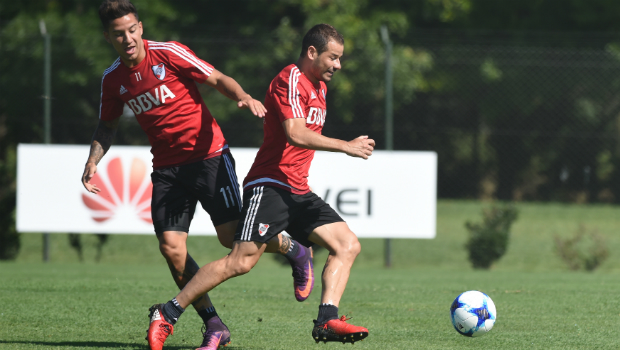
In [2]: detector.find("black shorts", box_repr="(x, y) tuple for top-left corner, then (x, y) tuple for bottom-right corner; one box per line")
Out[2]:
(151, 153), (242, 235)
(234, 185), (344, 247)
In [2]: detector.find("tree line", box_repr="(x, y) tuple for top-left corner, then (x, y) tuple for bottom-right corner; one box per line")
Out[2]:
(2, 0), (620, 252)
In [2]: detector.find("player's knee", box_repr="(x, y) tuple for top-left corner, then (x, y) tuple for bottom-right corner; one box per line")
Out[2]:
(230, 260), (253, 276)
(348, 237), (362, 259)
(338, 235), (361, 261)
(159, 241), (183, 262)
(229, 256), (257, 276)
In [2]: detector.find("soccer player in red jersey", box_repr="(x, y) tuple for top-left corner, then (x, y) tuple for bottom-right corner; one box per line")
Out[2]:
(147, 24), (374, 346)
(81, 1), (315, 349)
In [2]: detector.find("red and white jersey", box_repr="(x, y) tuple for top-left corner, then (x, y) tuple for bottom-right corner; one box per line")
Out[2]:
(244, 64), (327, 194)
(99, 39), (227, 169)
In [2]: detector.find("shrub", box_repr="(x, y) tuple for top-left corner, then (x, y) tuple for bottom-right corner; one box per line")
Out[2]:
(0, 209), (19, 260)
(68, 233), (110, 262)
(95, 234), (109, 262)
(554, 224), (609, 271)
(68, 234), (84, 262)
(0, 147), (18, 260)
(464, 205), (518, 269)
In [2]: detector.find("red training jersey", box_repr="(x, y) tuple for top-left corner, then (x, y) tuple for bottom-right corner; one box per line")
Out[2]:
(244, 64), (327, 194)
(99, 39), (227, 169)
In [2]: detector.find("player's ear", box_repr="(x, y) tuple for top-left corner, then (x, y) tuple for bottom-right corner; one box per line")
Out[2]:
(103, 31), (111, 44)
(138, 21), (143, 35)
(307, 46), (317, 60)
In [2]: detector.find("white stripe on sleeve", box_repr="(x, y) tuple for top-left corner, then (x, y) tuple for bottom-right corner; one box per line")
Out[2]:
(148, 41), (214, 76)
(99, 58), (121, 119)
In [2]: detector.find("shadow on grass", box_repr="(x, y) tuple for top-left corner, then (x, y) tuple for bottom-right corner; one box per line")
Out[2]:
(0, 340), (255, 349)
(0, 341), (151, 349)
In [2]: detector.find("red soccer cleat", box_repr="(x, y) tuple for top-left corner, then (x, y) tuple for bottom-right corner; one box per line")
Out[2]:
(146, 304), (174, 350)
(312, 315), (369, 344)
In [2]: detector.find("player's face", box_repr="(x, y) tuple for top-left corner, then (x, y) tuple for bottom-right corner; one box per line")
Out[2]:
(310, 40), (343, 83)
(104, 13), (145, 67)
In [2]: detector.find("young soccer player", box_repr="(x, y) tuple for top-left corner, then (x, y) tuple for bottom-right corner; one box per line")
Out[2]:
(82, 1), (314, 349)
(146, 24), (374, 347)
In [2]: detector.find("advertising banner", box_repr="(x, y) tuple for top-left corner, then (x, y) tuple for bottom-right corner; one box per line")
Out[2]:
(17, 144), (436, 238)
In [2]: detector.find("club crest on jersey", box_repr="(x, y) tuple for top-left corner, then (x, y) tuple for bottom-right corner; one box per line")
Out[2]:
(151, 63), (166, 80)
(258, 223), (270, 236)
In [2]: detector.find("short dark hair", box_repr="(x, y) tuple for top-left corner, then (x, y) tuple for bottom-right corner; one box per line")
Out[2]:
(99, 0), (139, 32)
(300, 24), (344, 57)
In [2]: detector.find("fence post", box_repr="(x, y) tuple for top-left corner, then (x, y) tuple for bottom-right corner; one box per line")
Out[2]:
(381, 25), (393, 268)
(40, 20), (52, 262)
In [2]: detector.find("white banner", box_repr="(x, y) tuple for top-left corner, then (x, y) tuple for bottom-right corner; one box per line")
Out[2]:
(17, 144), (436, 238)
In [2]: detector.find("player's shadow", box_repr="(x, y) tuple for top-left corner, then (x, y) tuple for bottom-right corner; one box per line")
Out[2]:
(0, 340), (255, 349)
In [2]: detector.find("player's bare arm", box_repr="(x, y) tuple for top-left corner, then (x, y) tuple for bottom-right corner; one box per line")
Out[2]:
(82, 117), (120, 194)
(204, 69), (267, 118)
(282, 118), (375, 159)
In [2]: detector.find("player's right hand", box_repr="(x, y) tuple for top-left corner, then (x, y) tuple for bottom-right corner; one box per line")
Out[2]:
(346, 135), (375, 159)
(82, 162), (101, 194)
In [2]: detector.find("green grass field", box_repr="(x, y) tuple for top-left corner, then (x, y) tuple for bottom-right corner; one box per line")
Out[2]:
(2, 200), (620, 349)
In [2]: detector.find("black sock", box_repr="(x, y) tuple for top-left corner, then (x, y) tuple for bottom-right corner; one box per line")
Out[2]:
(283, 239), (301, 261)
(197, 306), (218, 324)
(316, 304), (338, 324)
(161, 298), (185, 325)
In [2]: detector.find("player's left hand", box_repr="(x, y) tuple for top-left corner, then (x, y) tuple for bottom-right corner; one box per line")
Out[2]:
(238, 96), (267, 118)
(346, 135), (375, 159)
(82, 162), (101, 194)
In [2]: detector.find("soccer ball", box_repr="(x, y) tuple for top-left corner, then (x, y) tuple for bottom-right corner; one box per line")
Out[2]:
(450, 291), (496, 337)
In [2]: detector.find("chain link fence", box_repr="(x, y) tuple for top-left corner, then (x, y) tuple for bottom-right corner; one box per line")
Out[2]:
(4, 31), (620, 203)
(403, 37), (620, 202)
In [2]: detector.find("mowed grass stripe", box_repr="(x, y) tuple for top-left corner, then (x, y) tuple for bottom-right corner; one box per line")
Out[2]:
(13, 200), (620, 272)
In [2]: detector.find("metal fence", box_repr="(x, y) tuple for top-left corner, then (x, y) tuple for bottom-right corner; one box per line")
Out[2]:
(401, 41), (620, 202)
(4, 31), (620, 204)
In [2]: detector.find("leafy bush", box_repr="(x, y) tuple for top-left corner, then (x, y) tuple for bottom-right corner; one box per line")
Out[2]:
(68, 234), (84, 262)
(464, 205), (519, 269)
(0, 209), (19, 260)
(0, 147), (18, 260)
(95, 234), (109, 262)
(554, 224), (609, 271)
(68, 233), (110, 262)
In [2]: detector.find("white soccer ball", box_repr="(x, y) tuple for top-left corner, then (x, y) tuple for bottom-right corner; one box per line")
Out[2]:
(449, 290), (496, 337)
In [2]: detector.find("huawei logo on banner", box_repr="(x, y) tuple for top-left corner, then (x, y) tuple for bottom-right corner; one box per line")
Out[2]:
(81, 157), (152, 224)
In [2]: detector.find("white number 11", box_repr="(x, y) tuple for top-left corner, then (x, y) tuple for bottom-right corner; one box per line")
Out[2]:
(220, 186), (235, 208)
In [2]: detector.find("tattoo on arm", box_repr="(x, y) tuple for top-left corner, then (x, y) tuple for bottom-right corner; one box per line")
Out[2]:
(87, 119), (119, 165)
(278, 235), (293, 255)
